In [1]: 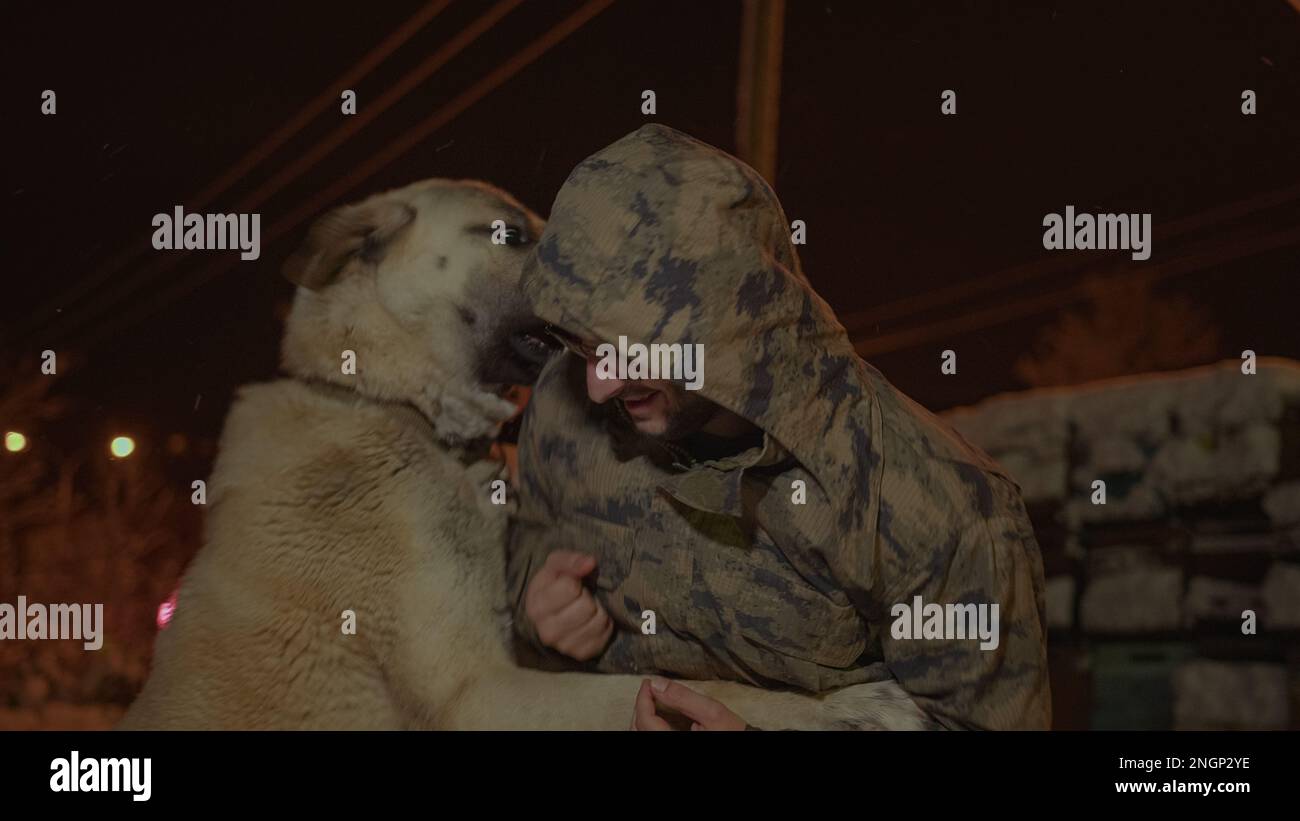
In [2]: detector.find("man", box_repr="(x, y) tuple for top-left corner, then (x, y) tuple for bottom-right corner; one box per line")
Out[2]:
(506, 124), (1050, 730)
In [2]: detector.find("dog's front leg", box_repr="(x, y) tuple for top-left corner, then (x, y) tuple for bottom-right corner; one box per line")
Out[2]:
(382, 562), (640, 729)
(434, 667), (646, 730)
(433, 671), (936, 731)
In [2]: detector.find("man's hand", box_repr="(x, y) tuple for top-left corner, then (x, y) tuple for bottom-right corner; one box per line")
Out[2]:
(524, 550), (614, 661)
(631, 677), (750, 731)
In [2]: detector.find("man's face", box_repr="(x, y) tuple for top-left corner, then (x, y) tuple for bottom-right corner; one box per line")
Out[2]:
(546, 326), (719, 440)
(583, 360), (717, 439)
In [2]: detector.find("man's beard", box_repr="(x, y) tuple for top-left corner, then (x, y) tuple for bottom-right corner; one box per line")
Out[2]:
(619, 388), (719, 442)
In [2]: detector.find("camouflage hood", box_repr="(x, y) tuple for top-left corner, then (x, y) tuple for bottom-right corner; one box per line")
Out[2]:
(523, 124), (884, 527)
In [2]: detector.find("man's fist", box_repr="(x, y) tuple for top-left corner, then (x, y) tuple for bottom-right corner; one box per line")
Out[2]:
(524, 550), (614, 661)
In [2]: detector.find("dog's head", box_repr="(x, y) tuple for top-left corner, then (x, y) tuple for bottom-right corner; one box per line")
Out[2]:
(279, 179), (557, 442)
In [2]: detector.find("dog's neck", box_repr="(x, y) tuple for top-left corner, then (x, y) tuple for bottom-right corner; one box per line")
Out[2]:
(280, 282), (519, 452)
(286, 372), (496, 464)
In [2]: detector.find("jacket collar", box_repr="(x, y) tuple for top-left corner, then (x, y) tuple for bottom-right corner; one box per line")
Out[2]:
(656, 432), (792, 518)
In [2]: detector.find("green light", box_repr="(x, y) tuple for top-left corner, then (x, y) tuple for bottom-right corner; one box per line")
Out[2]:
(110, 436), (136, 458)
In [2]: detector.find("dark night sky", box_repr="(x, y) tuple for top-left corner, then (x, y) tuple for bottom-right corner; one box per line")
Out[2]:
(4, 0), (1299, 457)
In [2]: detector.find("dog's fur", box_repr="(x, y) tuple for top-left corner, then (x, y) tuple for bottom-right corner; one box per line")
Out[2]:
(119, 179), (930, 730)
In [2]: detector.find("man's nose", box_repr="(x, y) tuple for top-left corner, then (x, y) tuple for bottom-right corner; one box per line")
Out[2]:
(586, 358), (624, 403)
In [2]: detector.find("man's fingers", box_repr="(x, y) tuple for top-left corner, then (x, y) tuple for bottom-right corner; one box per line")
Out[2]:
(527, 551), (598, 621)
(526, 551), (610, 658)
(530, 572), (585, 620)
(647, 677), (727, 726)
(632, 680), (672, 731)
(548, 588), (600, 632)
(543, 549), (597, 579)
(555, 605), (614, 660)
(536, 590), (603, 648)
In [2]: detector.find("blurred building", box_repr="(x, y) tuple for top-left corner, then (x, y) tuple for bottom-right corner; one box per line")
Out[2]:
(945, 357), (1300, 729)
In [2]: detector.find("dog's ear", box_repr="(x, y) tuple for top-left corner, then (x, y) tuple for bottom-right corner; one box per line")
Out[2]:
(283, 199), (416, 290)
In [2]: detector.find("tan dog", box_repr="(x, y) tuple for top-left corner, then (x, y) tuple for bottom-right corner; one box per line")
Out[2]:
(119, 179), (928, 729)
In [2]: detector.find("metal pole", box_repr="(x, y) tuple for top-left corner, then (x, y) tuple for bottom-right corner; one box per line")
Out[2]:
(736, 0), (786, 184)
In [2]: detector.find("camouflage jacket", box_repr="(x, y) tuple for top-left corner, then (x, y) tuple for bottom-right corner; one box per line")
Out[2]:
(506, 124), (1051, 730)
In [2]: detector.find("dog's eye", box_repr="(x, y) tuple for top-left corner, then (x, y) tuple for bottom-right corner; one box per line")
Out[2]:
(503, 227), (531, 247)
